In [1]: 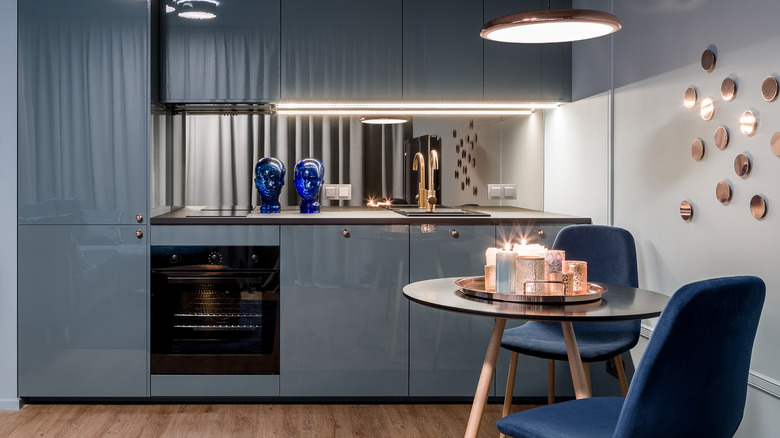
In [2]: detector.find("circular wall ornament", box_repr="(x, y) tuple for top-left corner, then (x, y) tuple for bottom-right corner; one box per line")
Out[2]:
(684, 87), (697, 108)
(739, 111), (757, 136)
(701, 49), (716, 72)
(714, 126), (729, 150)
(761, 76), (778, 102)
(721, 77), (736, 101)
(691, 139), (705, 161)
(734, 153), (751, 178)
(716, 181), (732, 204)
(700, 98), (714, 120)
(680, 200), (693, 221)
(750, 195), (767, 219)
(770, 131), (780, 157)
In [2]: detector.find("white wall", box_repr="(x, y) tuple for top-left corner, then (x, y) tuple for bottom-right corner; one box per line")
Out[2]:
(0, 0), (19, 410)
(549, 0), (780, 435)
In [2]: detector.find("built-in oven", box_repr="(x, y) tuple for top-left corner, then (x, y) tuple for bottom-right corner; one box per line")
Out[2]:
(151, 245), (279, 375)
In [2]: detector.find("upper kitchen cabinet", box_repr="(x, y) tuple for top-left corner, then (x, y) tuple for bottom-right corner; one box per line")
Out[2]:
(402, 0), (484, 100)
(281, 0), (402, 100)
(162, 0), (281, 102)
(17, 0), (149, 225)
(483, 0), (572, 101)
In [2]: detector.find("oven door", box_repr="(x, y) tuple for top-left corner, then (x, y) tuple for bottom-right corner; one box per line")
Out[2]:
(151, 271), (279, 375)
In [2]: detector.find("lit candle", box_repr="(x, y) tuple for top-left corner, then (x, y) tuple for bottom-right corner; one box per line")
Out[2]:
(495, 244), (516, 294)
(512, 238), (547, 257)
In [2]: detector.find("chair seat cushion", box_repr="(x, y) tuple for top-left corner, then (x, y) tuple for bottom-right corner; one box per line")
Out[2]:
(497, 397), (624, 438)
(501, 320), (640, 362)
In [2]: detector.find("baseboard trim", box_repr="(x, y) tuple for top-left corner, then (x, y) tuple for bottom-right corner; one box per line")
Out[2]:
(0, 397), (23, 410)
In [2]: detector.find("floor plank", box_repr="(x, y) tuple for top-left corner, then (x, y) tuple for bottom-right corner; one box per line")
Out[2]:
(0, 403), (535, 438)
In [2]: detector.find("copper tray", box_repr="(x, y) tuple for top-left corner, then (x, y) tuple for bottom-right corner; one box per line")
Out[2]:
(454, 276), (606, 304)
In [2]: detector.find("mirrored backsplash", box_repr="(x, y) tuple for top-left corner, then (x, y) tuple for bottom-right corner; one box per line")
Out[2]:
(151, 112), (544, 212)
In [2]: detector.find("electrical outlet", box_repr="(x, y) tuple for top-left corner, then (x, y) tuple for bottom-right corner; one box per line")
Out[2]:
(503, 184), (517, 199)
(323, 184), (352, 200)
(488, 184), (503, 199)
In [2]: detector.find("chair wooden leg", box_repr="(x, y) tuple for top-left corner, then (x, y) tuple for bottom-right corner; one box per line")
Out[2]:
(613, 355), (629, 397)
(583, 362), (592, 393)
(547, 359), (555, 405)
(500, 352), (519, 438)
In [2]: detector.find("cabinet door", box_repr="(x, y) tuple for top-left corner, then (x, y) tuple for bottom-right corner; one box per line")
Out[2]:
(163, 0), (281, 102)
(280, 225), (409, 396)
(18, 225), (148, 397)
(17, 0), (148, 225)
(402, 0), (484, 100)
(483, 0), (572, 101)
(281, 0), (402, 100)
(409, 224), (496, 396)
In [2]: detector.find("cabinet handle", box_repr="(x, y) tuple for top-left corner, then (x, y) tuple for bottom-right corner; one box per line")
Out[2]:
(537, 229), (546, 238)
(135, 214), (144, 223)
(450, 229), (459, 238)
(341, 228), (350, 238)
(135, 229), (143, 239)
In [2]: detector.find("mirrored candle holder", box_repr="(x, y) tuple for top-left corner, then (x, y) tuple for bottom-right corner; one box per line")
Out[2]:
(516, 256), (545, 295)
(563, 260), (588, 295)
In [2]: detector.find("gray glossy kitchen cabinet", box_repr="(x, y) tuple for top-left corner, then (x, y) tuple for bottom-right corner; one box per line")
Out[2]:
(402, 0), (484, 99)
(409, 224), (497, 396)
(18, 225), (148, 397)
(280, 225), (409, 396)
(483, 0), (572, 101)
(162, 0), (280, 102)
(17, 0), (149, 225)
(281, 0), (402, 100)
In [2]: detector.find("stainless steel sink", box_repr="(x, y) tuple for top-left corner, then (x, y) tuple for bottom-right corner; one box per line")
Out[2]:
(392, 207), (489, 217)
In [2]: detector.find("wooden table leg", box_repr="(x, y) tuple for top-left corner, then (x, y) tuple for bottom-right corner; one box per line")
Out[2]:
(465, 317), (507, 438)
(560, 321), (591, 399)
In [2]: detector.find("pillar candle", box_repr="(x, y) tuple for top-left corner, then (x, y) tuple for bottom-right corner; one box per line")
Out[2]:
(495, 248), (516, 294)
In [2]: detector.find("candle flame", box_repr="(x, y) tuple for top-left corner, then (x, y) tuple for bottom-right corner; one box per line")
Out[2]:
(504, 242), (512, 251)
(521, 238), (527, 245)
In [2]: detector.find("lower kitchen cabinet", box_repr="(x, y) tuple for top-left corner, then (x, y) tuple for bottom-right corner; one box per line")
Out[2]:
(409, 224), (497, 397)
(18, 225), (148, 397)
(280, 225), (409, 397)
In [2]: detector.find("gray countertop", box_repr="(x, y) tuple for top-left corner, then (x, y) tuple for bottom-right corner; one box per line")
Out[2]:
(151, 206), (591, 225)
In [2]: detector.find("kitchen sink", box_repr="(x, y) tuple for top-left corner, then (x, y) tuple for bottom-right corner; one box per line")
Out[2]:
(392, 207), (490, 217)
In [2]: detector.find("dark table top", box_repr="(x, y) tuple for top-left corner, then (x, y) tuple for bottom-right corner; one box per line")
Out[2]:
(403, 277), (670, 322)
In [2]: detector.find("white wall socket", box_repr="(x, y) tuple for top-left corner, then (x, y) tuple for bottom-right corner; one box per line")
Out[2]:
(323, 184), (352, 200)
(487, 184), (517, 199)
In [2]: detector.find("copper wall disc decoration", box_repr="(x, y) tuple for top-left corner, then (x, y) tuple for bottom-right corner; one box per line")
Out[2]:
(721, 77), (736, 101)
(684, 87), (697, 108)
(714, 126), (729, 150)
(680, 200), (693, 221)
(700, 98), (714, 120)
(739, 111), (757, 136)
(761, 76), (778, 102)
(750, 195), (767, 219)
(716, 181), (732, 204)
(701, 49), (716, 72)
(771, 131), (780, 157)
(734, 153), (751, 178)
(691, 138), (705, 161)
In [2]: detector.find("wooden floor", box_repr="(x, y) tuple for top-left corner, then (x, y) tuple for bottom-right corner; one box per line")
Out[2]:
(0, 403), (535, 437)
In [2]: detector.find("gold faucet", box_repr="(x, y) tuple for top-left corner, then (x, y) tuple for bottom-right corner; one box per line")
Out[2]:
(412, 152), (427, 209)
(426, 149), (439, 212)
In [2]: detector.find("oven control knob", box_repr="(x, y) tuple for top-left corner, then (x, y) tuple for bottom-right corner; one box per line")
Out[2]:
(208, 251), (222, 265)
(170, 254), (180, 264)
(251, 254), (259, 264)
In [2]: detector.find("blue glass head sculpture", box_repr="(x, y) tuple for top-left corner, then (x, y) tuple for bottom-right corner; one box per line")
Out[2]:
(294, 158), (325, 213)
(254, 157), (285, 213)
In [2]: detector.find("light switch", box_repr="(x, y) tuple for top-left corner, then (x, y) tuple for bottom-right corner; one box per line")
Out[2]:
(337, 184), (351, 199)
(503, 185), (516, 199)
(324, 185), (338, 199)
(488, 184), (503, 199)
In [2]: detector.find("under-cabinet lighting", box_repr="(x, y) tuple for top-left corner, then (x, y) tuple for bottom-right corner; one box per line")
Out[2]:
(176, 0), (219, 20)
(277, 109), (534, 116)
(274, 102), (554, 117)
(359, 117), (408, 124)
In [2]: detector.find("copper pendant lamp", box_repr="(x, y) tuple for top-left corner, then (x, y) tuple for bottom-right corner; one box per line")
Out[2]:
(480, 1), (621, 44)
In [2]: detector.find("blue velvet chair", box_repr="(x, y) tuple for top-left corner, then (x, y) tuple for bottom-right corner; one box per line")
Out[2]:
(496, 275), (765, 438)
(501, 224), (640, 414)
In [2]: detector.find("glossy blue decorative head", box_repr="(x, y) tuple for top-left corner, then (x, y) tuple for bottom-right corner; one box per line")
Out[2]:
(254, 157), (285, 213)
(294, 158), (324, 213)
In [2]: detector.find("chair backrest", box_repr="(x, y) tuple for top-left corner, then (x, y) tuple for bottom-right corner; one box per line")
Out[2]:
(614, 276), (765, 438)
(552, 224), (639, 288)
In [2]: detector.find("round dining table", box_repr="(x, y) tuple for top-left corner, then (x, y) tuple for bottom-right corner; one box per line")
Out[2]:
(403, 277), (670, 438)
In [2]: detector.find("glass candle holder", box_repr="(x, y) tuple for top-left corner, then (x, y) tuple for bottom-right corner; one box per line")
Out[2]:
(563, 260), (588, 295)
(484, 265), (496, 292)
(515, 256), (545, 295)
(495, 250), (516, 294)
